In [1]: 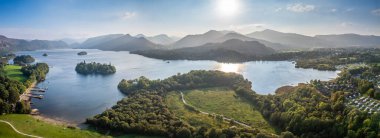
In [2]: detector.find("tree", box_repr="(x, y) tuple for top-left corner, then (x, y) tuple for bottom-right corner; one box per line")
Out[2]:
(208, 128), (220, 138)
(280, 131), (295, 138)
(15, 101), (30, 114)
(176, 127), (192, 138)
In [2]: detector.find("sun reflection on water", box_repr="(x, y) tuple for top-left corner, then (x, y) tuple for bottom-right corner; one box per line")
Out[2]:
(215, 63), (245, 73)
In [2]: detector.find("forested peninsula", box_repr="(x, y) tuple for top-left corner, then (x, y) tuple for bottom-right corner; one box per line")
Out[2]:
(87, 69), (380, 137)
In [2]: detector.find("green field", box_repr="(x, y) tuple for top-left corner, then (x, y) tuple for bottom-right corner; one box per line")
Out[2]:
(165, 91), (232, 128)
(0, 121), (29, 138)
(4, 65), (27, 82)
(0, 114), (109, 138)
(183, 87), (276, 134)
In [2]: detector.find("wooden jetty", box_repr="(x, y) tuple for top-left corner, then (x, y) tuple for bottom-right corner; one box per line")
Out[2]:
(31, 89), (46, 92)
(23, 94), (44, 99)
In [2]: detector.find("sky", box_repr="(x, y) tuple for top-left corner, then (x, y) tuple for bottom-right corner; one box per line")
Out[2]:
(0, 0), (379, 40)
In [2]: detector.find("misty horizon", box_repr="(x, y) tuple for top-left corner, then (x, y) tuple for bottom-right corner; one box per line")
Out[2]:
(0, 0), (380, 40)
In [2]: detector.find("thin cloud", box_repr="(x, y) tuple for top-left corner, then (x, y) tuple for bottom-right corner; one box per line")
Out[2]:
(228, 24), (267, 34)
(331, 9), (337, 12)
(340, 22), (353, 27)
(229, 24), (266, 30)
(286, 3), (315, 13)
(121, 11), (137, 20)
(275, 7), (282, 12)
(371, 9), (380, 16)
(345, 8), (354, 12)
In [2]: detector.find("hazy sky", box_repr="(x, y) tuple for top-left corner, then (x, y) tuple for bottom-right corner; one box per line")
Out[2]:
(0, 0), (379, 40)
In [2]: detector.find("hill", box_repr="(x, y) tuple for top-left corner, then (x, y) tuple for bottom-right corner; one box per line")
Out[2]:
(247, 29), (332, 49)
(171, 30), (226, 48)
(315, 34), (380, 47)
(78, 34), (161, 51)
(171, 30), (284, 50)
(248, 29), (380, 49)
(0, 35), (68, 52)
(133, 39), (276, 62)
(136, 34), (177, 45)
(78, 34), (124, 49)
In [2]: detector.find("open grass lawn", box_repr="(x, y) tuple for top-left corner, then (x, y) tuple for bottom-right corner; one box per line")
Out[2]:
(165, 91), (231, 129)
(183, 87), (276, 134)
(0, 114), (109, 138)
(4, 65), (27, 82)
(0, 122), (29, 138)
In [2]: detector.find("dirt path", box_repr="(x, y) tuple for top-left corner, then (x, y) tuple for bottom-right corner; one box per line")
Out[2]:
(0, 120), (43, 138)
(180, 92), (252, 128)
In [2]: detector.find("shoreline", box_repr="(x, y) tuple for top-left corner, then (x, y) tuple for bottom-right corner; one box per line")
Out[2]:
(22, 81), (80, 128)
(31, 114), (79, 128)
(19, 81), (37, 102)
(25, 82), (82, 128)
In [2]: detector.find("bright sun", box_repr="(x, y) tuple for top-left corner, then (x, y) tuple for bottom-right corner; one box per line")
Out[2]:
(216, 0), (240, 17)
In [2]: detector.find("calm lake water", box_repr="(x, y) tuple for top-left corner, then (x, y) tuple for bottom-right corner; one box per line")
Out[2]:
(16, 49), (338, 123)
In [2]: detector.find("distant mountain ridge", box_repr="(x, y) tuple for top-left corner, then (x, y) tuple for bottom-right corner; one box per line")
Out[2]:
(133, 39), (276, 62)
(0, 35), (68, 52)
(3, 29), (379, 53)
(79, 34), (124, 49)
(136, 34), (177, 45)
(247, 29), (380, 49)
(171, 30), (285, 50)
(315, 34), (380, 47)
(78, 34), (161, 51)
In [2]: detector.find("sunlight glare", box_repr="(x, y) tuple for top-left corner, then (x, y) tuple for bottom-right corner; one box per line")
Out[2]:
(216, 0), (240, 17)
(216, 63), (244, 73)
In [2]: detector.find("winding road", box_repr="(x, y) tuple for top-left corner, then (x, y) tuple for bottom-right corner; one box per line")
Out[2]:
(180, 92), (252, 128)
(0, 120), (43, 138)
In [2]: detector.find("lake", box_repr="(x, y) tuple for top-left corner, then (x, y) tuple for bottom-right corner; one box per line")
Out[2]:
(16, 49), (339, 123)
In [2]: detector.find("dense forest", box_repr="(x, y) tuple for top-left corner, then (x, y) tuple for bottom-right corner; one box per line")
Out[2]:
(89, 71), (273, 137)
(0, 62), (49, 114)
(90, 70), (380, 138)
(21, 63), (50, 83)
(236, 65), (380, 137)
(0, 69), (27, 114)
(13, 55), (35, 65)
(75, 61), (116, 75)
(295, 49), (380, 70)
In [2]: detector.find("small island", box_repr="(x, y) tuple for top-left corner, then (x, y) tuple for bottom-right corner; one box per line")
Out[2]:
(77, 51), (87, 55)
(75, 61), (116, 75)
(13, 55), (35, 65)
(43, 53), (48, 56)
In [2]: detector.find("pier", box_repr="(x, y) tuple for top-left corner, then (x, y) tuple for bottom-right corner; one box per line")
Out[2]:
(19, 82), (48, 102)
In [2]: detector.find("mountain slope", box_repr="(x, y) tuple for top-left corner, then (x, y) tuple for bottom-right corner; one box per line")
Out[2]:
(171, 30), (285, 50)
(171, 30), (225, 48)
(217, 32), (286, 50)
(315, 34), (380, 47)
(79, 34), (124, 49)
(133, 39), (276, 62)
(247, 29), (332, 49)
(90, 34), (161, 51)
(146, 34), (176, 45)
(0, 35), (68, 52)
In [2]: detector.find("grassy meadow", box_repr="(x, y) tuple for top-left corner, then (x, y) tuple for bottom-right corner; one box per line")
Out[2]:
(183, 87), (276, 134)
(0, 114), (109, 138)
(4, 65), (27, 82)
